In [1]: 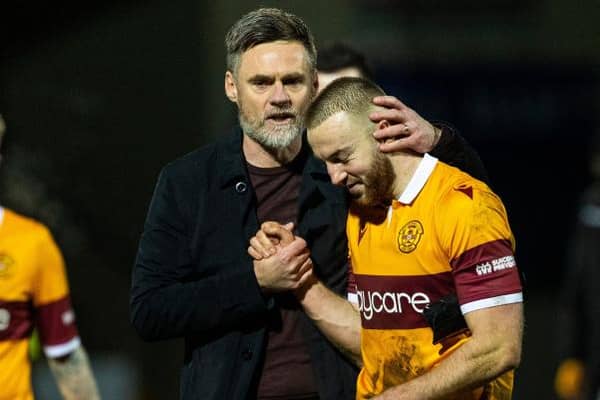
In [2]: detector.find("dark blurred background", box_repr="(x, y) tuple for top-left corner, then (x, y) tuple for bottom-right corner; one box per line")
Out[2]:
(1, 0), (598, 398)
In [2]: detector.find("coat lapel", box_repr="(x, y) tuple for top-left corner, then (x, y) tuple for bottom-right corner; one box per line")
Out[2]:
(217, 130), (259, 242)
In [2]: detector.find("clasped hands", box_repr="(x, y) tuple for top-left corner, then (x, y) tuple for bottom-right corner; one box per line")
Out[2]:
(249, 222), (314, 293)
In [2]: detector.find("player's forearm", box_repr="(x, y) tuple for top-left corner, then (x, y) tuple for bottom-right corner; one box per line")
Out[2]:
(296, 277), (362, 365)
(377, 304), (523, 400)
(378, 339), (517, 399)
(47, 346), (101, 400)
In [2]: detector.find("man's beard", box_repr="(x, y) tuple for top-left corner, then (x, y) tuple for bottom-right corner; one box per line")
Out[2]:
(238, 103), (304, 150)
(350, 150), (396, 221)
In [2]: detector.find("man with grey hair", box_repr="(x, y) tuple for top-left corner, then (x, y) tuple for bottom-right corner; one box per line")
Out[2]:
(131, 8), (488, 400)
(249, 78), (524, 399)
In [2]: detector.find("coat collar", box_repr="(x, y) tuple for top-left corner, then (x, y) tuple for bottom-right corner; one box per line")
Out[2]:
(218, 128), (249, 189)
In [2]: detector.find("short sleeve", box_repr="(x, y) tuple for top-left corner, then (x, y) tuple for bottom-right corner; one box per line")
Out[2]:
(437, 183), (523, 314)
(33, 227), (80, 358)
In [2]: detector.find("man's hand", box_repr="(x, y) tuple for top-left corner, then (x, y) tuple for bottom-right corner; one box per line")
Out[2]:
(370, 95), (441, 154)
(250, 222), (313, 292)
(248, 222), (294, 260)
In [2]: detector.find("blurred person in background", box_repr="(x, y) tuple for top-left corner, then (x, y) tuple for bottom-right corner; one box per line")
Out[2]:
(555, 134), (600, 400)
(316, 42), (374, 93)
(0, 114), (100, 400)
(249, 77), (524, 399)
(130, 8), (488, 400)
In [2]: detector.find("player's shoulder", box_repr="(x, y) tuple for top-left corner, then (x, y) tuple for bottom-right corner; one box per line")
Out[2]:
(433, 162), (502, 211)
(1, 207), (52, 240)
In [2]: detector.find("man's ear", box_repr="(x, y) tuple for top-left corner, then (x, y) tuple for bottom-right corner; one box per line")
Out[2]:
(313, 72), (319, 95)
(224, 71), (238, 103)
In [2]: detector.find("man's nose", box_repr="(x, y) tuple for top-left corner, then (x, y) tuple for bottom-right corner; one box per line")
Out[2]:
(269, 82), (291, 107)
(326, 162), (347, 186)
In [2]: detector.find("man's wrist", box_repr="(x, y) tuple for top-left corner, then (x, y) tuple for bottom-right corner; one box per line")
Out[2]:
(430, 122), (455, 152)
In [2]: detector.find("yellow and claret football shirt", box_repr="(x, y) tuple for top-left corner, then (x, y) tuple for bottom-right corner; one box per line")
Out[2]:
(0, 207), (80, 400)
(347, 154), (522, 400)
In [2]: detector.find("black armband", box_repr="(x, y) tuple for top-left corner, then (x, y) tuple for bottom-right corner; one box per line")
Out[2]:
(422, 293), (469, 345)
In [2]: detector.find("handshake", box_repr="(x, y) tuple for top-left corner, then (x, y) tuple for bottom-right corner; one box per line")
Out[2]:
(248, 221), (315, 294)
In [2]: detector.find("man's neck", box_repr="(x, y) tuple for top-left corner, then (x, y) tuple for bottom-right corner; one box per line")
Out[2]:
(243, 134), (303, 168)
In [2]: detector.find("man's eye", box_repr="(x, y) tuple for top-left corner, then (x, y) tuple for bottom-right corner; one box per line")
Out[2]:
(250, 79), (271, 88)
(283, 78), (304, 87)
(332, 157), (349, 164)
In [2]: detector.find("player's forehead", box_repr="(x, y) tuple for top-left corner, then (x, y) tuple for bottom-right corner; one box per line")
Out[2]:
(308, 112), (359, 159)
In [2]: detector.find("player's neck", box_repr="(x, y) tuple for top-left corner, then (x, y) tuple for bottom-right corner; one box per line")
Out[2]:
(243, 134), (302, 168)
(391, 153), (422, 199)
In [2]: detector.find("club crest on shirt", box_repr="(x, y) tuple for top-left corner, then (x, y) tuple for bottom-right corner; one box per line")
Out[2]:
(397, 220), (424, 253)
(0, 253), (15, 278)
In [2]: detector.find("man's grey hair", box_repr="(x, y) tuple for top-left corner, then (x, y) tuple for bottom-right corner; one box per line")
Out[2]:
(306, 77), (385, 130)
(225, 8), (317, 76)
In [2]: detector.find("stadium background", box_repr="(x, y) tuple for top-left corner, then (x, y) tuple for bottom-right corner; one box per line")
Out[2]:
(1, 0), (597, 398)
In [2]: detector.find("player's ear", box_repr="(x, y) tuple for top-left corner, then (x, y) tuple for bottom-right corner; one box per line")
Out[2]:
(375, 120), (392, 144)
(378, 120), (390, 129)
(224, 71), (238, 103)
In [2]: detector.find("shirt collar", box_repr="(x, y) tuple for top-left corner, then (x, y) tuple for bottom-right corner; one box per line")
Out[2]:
(397, 153), (438, 205)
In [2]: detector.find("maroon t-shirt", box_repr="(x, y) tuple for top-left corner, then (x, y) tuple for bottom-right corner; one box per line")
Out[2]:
(248, 152), (319, 400)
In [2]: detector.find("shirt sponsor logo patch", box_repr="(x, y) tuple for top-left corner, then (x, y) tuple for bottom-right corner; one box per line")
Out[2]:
(475, 255), (516, 276)
(357, 290), (431, 321)
(397, 220), (424, 253)
(353, 273), (453, 329)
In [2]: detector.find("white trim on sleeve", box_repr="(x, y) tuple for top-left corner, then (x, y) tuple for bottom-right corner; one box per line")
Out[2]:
(44, 336), (81, 358)
(460, 292), (523, 315)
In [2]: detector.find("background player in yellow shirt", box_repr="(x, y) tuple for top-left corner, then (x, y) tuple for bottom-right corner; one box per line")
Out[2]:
(0, 115), (100, 400)
(248, 78), (524, 399)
